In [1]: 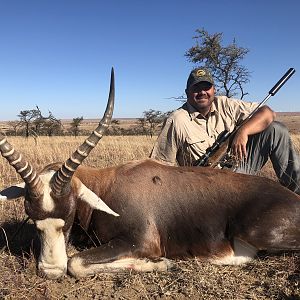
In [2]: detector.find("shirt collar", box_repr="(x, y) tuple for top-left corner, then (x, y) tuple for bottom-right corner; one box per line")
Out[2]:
(183, 99), (217, 121)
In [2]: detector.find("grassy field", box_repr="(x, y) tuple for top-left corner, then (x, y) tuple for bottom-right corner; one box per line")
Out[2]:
(0, 124), (300, 299)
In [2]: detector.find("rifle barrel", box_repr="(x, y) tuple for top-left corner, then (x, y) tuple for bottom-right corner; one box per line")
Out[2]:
(245, 68), (295, 121)
(269, 68), (296, 96)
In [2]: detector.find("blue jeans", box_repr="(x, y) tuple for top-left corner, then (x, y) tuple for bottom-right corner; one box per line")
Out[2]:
(235, 121), (300, 195)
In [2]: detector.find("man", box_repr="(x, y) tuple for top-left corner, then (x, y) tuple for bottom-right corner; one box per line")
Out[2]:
(151, 67), (300, 194)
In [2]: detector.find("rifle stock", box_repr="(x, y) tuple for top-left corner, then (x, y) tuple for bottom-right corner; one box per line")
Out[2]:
(194, 133), (235, 169)
(205, 139), (230, 168)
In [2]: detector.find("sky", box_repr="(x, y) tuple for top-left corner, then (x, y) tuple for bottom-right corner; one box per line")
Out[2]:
(0, 0), (299, 121)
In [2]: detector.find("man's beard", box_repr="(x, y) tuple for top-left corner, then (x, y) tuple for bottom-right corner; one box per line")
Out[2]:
(193, 95), (214, 111)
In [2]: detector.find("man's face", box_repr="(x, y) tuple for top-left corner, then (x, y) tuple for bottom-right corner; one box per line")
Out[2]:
(186, 81), (215, 114)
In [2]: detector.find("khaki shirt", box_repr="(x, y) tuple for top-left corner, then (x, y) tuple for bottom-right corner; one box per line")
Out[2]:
(151, 96), (258, 166)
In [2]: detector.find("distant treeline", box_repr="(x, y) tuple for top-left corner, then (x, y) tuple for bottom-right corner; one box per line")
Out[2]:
(2, 108), (172, 138)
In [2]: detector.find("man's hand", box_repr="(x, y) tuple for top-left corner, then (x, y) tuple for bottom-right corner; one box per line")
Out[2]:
(230, 129), (248, 160)
(229, 106), (275, 161)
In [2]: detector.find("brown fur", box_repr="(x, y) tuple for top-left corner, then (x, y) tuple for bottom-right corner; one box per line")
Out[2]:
(71, 159), (300, 261)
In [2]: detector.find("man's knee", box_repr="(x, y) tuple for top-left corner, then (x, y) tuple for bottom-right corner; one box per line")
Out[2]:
(264, 121), (289, 138)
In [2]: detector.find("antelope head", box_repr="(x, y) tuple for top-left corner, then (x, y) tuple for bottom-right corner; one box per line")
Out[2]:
(0, 69), (119, 279)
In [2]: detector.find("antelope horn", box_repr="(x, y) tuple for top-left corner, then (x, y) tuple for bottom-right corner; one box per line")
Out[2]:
(51, 68), (115, 196)
(0, 134), (44, 200)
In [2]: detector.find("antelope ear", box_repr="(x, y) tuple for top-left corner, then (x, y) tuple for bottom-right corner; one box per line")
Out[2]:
(77, 182), (119, 217)
(0, 182), (26, 200)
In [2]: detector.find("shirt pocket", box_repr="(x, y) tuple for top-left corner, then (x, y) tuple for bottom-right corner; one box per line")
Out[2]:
(185, 136), (209, 157)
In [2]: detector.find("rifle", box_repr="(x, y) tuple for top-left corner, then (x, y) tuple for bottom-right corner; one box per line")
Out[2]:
(194, 67), (296, 169)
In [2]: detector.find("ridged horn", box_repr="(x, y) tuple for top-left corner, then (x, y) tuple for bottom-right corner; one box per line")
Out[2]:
(51, 68), (115, 196)
(0, 134), (44, 200)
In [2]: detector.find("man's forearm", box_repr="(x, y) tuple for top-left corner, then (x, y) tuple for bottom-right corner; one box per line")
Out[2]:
(238, 105), (276, 136)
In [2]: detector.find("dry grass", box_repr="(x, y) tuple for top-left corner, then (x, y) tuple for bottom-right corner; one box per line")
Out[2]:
(0, 132), (300, 299)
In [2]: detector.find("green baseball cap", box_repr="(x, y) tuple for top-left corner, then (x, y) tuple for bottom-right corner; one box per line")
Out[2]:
(186, 67), (214, 90)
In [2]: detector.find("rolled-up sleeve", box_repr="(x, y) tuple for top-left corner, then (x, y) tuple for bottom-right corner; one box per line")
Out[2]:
(218, 97), (259, 126)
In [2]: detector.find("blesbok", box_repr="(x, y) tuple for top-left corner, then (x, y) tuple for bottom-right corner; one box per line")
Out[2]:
(1, 69), (300, 279)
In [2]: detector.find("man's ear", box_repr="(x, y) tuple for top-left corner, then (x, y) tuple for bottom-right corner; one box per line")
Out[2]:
(77, 181), (119, 217)
(0, 183), (26, 200)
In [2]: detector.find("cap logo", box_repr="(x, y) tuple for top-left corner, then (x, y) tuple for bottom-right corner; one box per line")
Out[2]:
(196, 69), (206, 77)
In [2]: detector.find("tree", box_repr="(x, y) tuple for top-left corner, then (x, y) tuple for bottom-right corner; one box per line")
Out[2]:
(41, 111), (63, 136)
(7, 121), (20, 136)
(109, 119), (121, 135)
(70, 117), (83, 137)
(18, 107), (42, 137)
(140, 110), (166, 137)
(185, 28), (250, 99)
(18, 106), (62, 137)
(137, 117), (148, 135)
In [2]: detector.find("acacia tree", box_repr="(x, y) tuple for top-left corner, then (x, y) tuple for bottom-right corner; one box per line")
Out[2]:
(109, 119), (121, 135)
(18, 106), (62, 137)
(185, 28), (250, 99)
(140, 110), (167, 137)
(42, 111), (63, 136)
(7, 121), (20, 136)
(137, 117), (148, 135)
(18, 107), (42, 137)
(70, 117), (83, 137)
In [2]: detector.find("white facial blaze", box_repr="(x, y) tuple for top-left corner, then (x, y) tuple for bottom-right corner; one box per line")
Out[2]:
(39, 171), (56, 212)
(36, 218), (68, 279)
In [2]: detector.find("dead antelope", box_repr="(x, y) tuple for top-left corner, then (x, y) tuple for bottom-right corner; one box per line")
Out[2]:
(1, 69), (300, 279)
